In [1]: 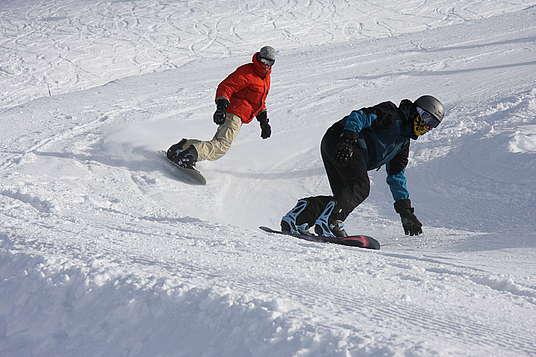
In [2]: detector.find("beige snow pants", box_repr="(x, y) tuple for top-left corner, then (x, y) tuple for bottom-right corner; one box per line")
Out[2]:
(182, 113), (243, 161)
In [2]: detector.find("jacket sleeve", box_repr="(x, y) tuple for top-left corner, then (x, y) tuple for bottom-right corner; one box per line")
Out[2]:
(257, 95), (267, 116)
(343, 109), (378, 133)
(385, 142), (410, 201)
(386, 169), (409, 201)
(215, 68), (249, 102)
(260, 78), (270, 113)
(259, 74), (271, 113)
(343, 101), (400, 133)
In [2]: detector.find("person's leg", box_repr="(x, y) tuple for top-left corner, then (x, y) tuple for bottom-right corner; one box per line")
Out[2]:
(166, 139), (189, 161)
(320, 131), (370, 221)
(281, 129), (370, 236)
(184, 113), (242, 162)
(309, 132), (369, 236)
(281, 196), (334, 233)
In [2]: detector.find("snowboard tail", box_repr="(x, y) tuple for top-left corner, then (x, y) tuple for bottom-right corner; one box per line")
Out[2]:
(259, 226), (380, 250)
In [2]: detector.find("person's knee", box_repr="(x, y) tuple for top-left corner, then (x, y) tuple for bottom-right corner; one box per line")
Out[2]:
(214, 139), (232, 154)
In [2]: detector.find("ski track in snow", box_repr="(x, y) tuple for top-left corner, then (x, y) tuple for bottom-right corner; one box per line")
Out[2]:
(0, 0), (534, 108)
(1, 1), (536, 356)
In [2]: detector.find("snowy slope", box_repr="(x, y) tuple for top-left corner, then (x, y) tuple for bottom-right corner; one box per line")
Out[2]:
(1, 1), (536, 356)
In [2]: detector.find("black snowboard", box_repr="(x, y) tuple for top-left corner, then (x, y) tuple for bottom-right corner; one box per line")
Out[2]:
(259, 226), (380, 250)
(160, 151), (206, 185)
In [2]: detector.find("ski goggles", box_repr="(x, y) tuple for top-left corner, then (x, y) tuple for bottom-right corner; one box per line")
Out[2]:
(259, 56), (275, 66)
(416, 106), (441, 129)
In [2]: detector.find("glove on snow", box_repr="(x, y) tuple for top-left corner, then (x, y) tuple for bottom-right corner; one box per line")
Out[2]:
(257, 111), (271, 139)
(335, 130), (358, 165)
(213, 98), (230, 125)
(394, 199), (423, 236)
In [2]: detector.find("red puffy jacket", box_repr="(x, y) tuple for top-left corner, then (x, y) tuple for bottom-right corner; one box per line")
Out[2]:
(215, 53), (271, 124)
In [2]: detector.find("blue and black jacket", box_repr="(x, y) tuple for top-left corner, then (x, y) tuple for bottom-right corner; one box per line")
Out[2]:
(328, 99), (417, 201)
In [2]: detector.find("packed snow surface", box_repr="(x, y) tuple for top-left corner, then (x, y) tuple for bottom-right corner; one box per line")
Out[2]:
(1, 1), (536, 356)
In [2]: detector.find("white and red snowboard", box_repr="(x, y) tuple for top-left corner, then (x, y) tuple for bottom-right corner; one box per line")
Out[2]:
(259, 226), (380, 250)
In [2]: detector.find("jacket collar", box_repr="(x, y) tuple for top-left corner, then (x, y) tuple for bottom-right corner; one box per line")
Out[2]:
(399, 99), (418, 140)
(252, 53), (271, 78)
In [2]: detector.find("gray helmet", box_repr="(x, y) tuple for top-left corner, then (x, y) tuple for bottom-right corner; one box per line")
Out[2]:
(259, 46), (276, 62)
(414, 95), (445, 122)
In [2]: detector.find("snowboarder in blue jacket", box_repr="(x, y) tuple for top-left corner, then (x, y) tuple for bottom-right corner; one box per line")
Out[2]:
(281, 95), (445, 237)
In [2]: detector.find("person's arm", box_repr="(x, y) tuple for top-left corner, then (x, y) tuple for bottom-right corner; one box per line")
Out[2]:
(385, 142), (410, 201)
(386, 143), (423, 236)
(343, 109), (377, 133)
(213, 68), (249, 124)
(334, 108), (377, 164)
(336, 102), (399, 165)
(215, 68), (249, 103)
(342, 101), (401, 133)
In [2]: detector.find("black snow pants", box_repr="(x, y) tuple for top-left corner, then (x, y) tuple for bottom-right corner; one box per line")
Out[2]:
(295, 127), (370, 227)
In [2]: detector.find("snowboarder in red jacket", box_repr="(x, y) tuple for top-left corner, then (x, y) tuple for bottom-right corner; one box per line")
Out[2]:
(167, 46), (276, 168)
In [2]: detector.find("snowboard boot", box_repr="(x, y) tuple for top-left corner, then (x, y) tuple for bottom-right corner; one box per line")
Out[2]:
(314, 201), (348, 238)
(281, 199), (311, 235)
(166, 139), (188, 161)
(172, 145), (198, 169)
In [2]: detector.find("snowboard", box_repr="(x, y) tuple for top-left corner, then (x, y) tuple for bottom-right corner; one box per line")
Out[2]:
(259, 226), (380, 250)
(160, 151), (206, 185)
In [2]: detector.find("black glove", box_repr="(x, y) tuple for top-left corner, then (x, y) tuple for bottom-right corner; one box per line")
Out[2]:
(335, 130), (358, 165)
(213, 98), (230, 125)
(257, 111), (271, 139)
(394, 199), (423, 236)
